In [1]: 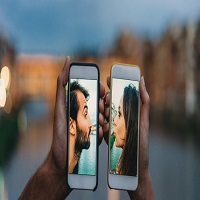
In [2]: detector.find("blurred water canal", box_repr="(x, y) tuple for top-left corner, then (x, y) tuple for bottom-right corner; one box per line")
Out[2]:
(2, 101), (200, 200)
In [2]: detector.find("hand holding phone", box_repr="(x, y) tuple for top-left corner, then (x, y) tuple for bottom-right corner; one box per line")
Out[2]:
(108, 63), (140, 191)
(67, 62), (99, 190)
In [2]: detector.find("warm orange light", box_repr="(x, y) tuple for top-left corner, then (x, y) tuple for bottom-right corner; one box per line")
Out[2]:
(0, 78), (6, 107)
(1, 66), (10, 89)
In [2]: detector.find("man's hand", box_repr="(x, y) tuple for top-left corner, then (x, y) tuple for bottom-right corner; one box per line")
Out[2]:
(19, 56), (106, 200)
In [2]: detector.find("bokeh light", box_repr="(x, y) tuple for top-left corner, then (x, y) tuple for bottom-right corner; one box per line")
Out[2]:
(1, 66), (10, 90)
(0, 78), (6, 107)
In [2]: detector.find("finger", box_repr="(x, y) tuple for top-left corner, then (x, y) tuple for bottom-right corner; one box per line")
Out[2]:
(100, 81), (105, 98)
(140, 76), (150, 106)
(59, 56), (70, 87)
(55, 56), (70, 110)
(104, 106), (110, 121)
(103, 121), (109, 145)
(107, 76), (110, 89)
(98, 126), (103, 145)
(99, 113), (104, 146)
(99, 98), (104, 114)
(104, 92), (110, 107)
(99, 113), (104, 127)
(52, 56), (70, 165)
(140, 76), (150, 124)
(53, 56), (70, 133)
(139, 76), (150, 169)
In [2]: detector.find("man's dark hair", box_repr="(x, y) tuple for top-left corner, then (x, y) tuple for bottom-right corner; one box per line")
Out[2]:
(70, 81), (89, 121)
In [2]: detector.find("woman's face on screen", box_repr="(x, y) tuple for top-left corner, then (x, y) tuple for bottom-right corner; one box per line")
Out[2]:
(113, 95), (126, 148)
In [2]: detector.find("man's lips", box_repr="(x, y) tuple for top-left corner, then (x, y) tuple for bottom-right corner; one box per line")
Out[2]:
(88, 129), (91, 138)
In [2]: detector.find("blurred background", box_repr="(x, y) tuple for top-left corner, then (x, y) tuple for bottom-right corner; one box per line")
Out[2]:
(1, 0), (200, 199)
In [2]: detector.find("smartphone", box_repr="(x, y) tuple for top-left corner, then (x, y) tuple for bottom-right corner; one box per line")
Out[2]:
(108, 63), (140, 191)
(67, 62), (99, 190)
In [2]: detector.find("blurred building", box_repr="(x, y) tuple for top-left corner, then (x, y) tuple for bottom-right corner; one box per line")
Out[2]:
(150, 23), (195, 116)
(1, 23), (200, 133)
(98, 30), (143, 90)
(12, 54), (64, 115)
(99, 26), (200, 132)
(0, 34), (15, 69)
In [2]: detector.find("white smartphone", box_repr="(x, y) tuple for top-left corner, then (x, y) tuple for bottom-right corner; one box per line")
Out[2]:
(108, 63), (140, 191)
(67, 62), (99, 190)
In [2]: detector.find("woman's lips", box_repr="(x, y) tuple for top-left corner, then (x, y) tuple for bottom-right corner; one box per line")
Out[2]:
(114, 132), (116, 137)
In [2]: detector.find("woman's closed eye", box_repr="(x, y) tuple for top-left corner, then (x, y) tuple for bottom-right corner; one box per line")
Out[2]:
(118, 110), (121, 118)
(118, 106), (122, 118)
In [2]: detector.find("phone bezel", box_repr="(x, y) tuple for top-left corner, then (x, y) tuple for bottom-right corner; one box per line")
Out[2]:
(108, 63), (140, 191)
(67, 62), (99, 191)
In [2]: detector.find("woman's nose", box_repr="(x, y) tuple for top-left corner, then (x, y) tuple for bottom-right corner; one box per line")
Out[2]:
(113, 115), (117, 126)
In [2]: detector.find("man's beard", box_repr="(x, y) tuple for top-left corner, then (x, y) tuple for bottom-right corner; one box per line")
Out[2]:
(74, 124), (91, 154)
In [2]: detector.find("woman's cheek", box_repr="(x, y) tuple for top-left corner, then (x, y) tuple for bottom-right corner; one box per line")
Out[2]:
(115, 136), (121, 148)
(115, 135), (119, 147)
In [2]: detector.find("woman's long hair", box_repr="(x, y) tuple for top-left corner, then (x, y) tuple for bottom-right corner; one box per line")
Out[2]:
(118, 84), (139, 176)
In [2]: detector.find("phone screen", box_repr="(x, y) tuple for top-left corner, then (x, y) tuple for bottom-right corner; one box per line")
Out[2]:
(109, 78), (139, 176)
(68, 78), (98, 176)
